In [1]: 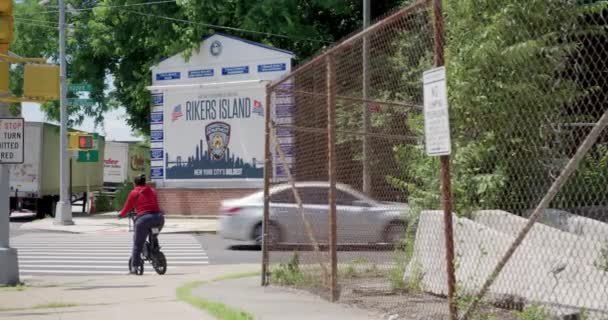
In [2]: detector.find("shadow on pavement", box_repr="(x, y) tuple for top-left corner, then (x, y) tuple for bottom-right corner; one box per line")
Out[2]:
(228, 244), (261, 251)
(66, 285), (150, 291)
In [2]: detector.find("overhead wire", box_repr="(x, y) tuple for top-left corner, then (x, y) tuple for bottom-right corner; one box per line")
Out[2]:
(13, 1), (330, 44)
(13, 0), (179, 15)
(121, 9), (330, 43)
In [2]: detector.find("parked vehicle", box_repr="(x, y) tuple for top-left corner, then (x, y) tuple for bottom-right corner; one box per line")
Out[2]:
(103, 141), (150, 192)
(8, 122), (105, 219)
(219, 182), (409, 245)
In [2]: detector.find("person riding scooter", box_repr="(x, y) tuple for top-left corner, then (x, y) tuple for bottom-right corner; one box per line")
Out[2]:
(118, 174), (165, 274)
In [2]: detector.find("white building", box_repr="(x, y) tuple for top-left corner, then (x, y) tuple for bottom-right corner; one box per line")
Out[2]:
(147, 33), (294, 215)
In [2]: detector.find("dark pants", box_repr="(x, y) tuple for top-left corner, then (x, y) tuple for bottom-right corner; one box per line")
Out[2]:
(131, 212), (165, 267)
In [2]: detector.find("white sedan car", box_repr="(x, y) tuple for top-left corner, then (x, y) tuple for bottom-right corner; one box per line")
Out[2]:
(219, 182), (409, 245)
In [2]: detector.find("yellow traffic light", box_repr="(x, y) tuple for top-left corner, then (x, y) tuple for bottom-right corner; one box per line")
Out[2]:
(68, 133), (94, 150)
(23, 64), (60, 100)
(0, 0), (13, 45)
(68, 133), (79, 150)
(0, 61), (7, 93)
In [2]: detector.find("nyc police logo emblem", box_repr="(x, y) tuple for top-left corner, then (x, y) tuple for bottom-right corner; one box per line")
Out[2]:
(210, 40), (222, 56)
(205, 122), (231, 160)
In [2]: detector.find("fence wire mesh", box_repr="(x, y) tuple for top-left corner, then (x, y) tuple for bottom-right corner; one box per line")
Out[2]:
(263, 0), (608, 319)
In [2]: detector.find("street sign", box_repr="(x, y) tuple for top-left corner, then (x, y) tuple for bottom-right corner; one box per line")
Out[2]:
(68, 98), (95, 106)
(69, 83), (92, 92)
(0, 117), (24, 164)
(423, 66), (451, 156)
(77, 150), (99, 162)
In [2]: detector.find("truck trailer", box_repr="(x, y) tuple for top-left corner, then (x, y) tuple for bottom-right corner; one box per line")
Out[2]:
(8, 122), (105, 219)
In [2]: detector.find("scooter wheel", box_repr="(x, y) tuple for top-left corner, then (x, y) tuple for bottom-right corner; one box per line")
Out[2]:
(152, 251), (167, 275)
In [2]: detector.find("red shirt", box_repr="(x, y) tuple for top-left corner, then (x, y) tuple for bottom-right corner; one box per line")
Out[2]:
(119, 186), (162, 217)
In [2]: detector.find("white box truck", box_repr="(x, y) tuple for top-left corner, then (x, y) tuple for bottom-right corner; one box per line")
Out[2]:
(103, 141), (150, 192)
(8, 122), (105, 219)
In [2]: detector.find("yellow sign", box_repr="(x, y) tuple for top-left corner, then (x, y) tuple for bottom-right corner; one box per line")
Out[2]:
(23, 64), (60, 100)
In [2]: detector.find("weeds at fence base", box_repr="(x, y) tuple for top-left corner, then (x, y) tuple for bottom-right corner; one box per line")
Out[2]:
(594, 241), (608, 272)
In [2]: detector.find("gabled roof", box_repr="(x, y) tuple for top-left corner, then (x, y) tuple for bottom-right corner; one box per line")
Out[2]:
(202, 32), (294, 56)
(151, 32), (293, 69)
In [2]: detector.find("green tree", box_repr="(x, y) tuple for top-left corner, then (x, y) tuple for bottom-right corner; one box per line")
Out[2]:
(11, 0), (403, 135)
(387, 0), (607, 215)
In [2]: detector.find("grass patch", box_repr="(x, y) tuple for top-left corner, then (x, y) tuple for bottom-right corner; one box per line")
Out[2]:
(176, 272), (259, 320)
(0, 283), (27, 292)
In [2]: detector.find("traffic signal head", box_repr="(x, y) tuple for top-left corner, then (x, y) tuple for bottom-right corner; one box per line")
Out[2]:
(78, 135), (93, 149)
(68, 133), (95, 150)
(0, 0), (13, 46)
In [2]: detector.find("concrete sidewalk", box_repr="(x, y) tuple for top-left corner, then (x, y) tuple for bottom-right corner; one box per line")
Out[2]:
(192, 276), (382, 320)
(18, 212), (218, 234)
(1, 264), (382, 320)
(0, 264), (256, 320)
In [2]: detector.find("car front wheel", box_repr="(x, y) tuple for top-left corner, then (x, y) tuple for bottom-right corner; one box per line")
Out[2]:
(253, 222), (281, 246)
(384, 221), (407, 243)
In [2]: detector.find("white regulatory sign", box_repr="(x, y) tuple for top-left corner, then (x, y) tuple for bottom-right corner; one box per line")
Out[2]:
(0, 118), (25, 164)
(423, 67), (451, 156)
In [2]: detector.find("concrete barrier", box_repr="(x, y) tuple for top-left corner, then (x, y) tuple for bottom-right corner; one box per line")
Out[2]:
(404, 211), (608, 318)
(473, 210), (604, 269)
(523, 208), (608, 243)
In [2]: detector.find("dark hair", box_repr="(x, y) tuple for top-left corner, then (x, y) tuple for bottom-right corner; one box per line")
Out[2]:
(133, 174), (146, 186)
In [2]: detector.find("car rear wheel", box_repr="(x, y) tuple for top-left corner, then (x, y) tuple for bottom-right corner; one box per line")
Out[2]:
(253, 222), (281, 246)
(384, 221), (407, 243)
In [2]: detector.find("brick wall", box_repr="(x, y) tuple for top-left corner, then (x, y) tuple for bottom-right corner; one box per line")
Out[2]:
(156, 188), (255, 216)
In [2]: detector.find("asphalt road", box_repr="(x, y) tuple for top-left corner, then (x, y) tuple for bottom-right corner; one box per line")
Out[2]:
(9, 218), (394, 270)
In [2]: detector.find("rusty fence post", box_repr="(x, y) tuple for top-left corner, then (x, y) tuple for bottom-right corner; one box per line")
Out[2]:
(326, 53), (338, 302)
(262, 84), (272, 286)
(432, 0), (457, 319)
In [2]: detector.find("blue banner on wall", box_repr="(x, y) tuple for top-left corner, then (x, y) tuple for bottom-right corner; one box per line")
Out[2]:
(156, 72), (181, 81)
(152, 93), (164, 106)
(150, 130), (164, 142)
(150, 148), (164, 160)
(151, 167), (164, 179)
(257, 63), (286, 73)
(222, 66), (249, 75)
(150, 112), (163, 124)
(188, 69), (214, 78)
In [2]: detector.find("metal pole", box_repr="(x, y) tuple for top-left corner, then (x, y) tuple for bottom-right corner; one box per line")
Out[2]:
(0, 106), (20, 285)
(54, 0), (73, 225)
(262, 84), (272, 286)
(327, 54), (338, 302)
(362, 0), (371, 195)
(432, 0), (456, 319)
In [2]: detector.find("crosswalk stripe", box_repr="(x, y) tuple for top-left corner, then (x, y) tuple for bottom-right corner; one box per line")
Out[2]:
(17, 246), (203, 249)
(18, 252), (208, 257)
(20, 270), (126, 275)
(18, 249), (205, 253)
(18, 256), (208, 260)
(18, 260), (209, 265)
(15, 232), (210, 276)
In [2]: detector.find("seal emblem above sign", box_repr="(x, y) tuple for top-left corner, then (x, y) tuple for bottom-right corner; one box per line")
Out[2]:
(210, 40), (222, 56)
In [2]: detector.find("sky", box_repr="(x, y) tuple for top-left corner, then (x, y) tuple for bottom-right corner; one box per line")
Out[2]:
(21, 102), (140, 142)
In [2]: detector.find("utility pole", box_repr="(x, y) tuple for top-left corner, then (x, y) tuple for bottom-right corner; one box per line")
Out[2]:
(362, 0), (371, 195)
(54, 0), (73, 225)
(0, 0), (20, 285)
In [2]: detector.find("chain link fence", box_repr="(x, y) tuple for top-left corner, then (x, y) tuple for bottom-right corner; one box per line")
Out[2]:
(262, 0), (608, 319)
